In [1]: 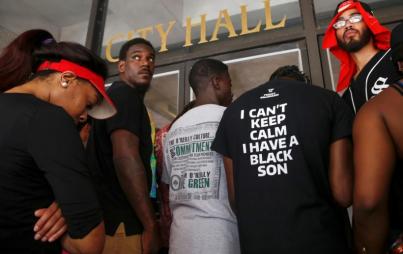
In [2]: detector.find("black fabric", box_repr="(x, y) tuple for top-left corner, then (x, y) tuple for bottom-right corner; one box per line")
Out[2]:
(86, 81), (152, 236)
(391, 23), (403, 49)
(212, 80), (354, 254)
(390, 81), (403, 95)
(0, 93), (102, 253)
(342, 50), (402, 114)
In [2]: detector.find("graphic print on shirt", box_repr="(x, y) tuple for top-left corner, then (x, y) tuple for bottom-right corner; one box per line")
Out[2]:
(365, 50), (395, 100)
(369, 76), (389, 98)
(167, 122), (221, 201)
(239, 102), (300, 177)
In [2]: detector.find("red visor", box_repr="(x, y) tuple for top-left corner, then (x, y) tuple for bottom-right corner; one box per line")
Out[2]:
(322, 1), (391, 92)
(37, 59), (116, 119)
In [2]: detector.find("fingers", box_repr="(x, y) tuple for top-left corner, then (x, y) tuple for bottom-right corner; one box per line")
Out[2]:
(45, 217), (67, 242)
(34, 202), (58, 231)
(34, 203), (64, 241)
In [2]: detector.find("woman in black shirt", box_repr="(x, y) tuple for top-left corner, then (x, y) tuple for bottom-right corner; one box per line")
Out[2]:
(0, 29), (116, 253)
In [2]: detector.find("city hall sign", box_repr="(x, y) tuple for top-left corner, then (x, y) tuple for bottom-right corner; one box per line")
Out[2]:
(105, 0), (287, 62)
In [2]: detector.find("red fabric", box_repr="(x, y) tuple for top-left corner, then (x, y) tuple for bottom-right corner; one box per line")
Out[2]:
(322, 1), (391, 92)
(37, 60), (104, 89)
(36, 59), (116, 119)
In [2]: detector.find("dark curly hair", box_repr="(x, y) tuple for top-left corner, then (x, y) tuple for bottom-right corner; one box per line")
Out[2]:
(269, 65), (311, 84)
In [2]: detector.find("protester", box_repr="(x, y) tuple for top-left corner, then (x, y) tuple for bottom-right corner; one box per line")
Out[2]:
(0, 29), (116, 253)
(323, 0), (400, 113)
(353, 22), (403, 254)
(212, 65), (354, 253)
(86, 38), (159, 254)
(161, 59), (240, 254)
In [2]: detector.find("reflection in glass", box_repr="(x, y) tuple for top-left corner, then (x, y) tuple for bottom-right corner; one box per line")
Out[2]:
(145, 71), (179, 129)
(190, 48), (303, 100)
(224, 49), (303, 100)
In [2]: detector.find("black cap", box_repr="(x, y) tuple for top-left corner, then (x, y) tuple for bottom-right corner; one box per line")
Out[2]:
(391, 23), (403, 66)
(333, 1), (374, 17)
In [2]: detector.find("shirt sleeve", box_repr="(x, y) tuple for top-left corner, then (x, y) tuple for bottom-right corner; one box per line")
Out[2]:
(331, 93), (354, 142)
(211, 110), (232, 158)
(161, 135), (170, 185)
(28, 107), (102, 239)
(106, 86), (143, 136)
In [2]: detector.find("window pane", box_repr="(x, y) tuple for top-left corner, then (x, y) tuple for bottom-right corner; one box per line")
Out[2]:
(0, 0), (91, 49)
(102, 0), (302, 62)
(189, 42), (304, 100)
(145, 71), (179, 129)
(225, 48), (303, 100)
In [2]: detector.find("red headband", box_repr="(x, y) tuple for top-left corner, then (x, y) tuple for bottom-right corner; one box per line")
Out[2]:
(36, 59), (116, 119)
(37, 59), (104, 88)
(322, 1), (391, 92)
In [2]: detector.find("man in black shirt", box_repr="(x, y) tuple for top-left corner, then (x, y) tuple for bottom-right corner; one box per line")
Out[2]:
(323, 0), (401, 113)
(86, 38), (159, 254)
(353, 22), (403, 254)
(212, 69), (354, 253)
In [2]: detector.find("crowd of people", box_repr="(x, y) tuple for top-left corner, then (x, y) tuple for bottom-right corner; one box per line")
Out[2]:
(0, 0), (401, 254)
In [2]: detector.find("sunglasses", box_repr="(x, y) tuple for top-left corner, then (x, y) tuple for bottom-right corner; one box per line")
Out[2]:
(333, 14), (363, 30)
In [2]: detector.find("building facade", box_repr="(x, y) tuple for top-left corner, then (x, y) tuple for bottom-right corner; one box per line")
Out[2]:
(1, 0), (402, 128)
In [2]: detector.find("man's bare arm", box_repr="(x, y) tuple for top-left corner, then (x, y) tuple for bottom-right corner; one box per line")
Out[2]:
(353, 105), (395, 254)
(111, 129), (159, 254)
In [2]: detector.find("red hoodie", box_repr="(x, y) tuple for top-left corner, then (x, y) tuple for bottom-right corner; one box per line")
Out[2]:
(322, 0), (391, 92)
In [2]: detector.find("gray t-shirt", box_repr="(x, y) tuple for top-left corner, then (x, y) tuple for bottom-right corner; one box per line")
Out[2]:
(162, 104), (240, 254)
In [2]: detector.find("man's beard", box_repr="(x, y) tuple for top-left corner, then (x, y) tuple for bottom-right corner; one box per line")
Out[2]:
(337, 27), (372, 53)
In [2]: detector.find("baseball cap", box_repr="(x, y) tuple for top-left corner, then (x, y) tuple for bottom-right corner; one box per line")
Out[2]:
(333, 0), (374, 17)
(37, 59), (117, 119)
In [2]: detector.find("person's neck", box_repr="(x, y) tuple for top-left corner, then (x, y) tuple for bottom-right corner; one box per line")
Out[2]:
(193, 94), (219, 108)
(119, 76), (148, 99)
(351, 42), (379, 78)
(6, 79), (51, 102)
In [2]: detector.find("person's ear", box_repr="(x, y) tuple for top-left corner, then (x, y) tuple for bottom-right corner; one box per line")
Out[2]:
(60, 71), (77, 88)
(211, 76), (221, 90)
(118, 60), (126, 73)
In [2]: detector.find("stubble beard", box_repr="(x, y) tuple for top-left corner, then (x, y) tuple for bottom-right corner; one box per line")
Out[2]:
(337, 27), (372, 53)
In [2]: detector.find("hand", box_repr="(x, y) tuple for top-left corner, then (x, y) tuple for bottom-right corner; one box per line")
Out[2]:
(141, 226), (159, 254)
(34, 202), (67, 242)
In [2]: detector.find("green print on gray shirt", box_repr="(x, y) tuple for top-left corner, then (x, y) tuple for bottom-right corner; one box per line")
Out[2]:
(166, 122), (221, 201)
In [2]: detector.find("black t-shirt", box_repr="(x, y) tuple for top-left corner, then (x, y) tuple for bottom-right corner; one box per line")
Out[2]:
(342, 49), (401, 114)
(212, 80), (354, 254)
(86, 81), (152, 236)
(0, 93), (102, 253)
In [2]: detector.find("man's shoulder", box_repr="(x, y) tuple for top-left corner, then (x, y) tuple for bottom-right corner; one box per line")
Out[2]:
(172, 104), (225, 128)
(367, 49), (396, 73)
(108, 81), (142, 101)
(229, 80), (337, 109)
